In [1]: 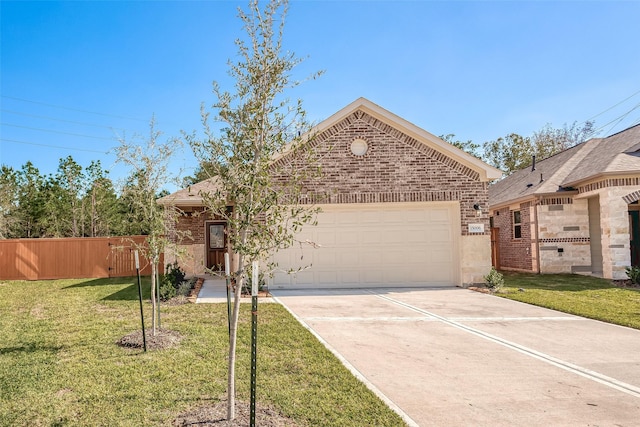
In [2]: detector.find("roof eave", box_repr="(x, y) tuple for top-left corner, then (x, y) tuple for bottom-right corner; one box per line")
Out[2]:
(489, 190), (579, 211)
(562, 170), (640, 189)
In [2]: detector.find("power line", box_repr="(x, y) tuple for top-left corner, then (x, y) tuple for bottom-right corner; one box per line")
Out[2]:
(592, 101), (640, 136)
(0, 109), (130, 132)
(0, 138), (109, 154)
(1, 95), (148, 122)
(1, 122), (115, 141)
(587, 89), (640, 121)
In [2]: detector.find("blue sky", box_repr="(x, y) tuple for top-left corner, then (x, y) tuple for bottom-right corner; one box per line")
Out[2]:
(1, 0), (639, 189)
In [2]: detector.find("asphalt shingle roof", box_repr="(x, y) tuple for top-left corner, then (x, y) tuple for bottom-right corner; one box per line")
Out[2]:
(489, 124), (640, 208)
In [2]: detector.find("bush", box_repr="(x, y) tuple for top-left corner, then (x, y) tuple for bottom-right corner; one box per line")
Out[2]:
(164, 262), (186, 287)
(159, 281), (177, 301)
(177, 279), (195, 297)
(625, 266), (640, 284)
(159, 262), (187, 301)
(243, 272), (267, 295)
(484, 267), (504, 291)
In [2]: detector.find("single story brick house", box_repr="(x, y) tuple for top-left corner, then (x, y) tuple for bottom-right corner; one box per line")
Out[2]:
(159, 98), (501, 289)
(489, 124), (640, 280)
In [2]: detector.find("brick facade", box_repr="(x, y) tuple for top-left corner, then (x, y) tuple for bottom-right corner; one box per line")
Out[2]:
(492, 203), (533, 271)
(272, 110), (489, 235)
(165, 103), (495, 281)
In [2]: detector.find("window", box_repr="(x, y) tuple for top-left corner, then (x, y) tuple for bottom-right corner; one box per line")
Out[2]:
(513, 210), (522, 239)
(209, 224), (225, 249)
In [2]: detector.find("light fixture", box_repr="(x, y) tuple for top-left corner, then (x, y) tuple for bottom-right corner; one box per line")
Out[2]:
(473, 204), (482, 217)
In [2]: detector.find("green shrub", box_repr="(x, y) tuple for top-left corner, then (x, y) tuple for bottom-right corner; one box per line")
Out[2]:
(177, 279), (194, 297)
(243, 272), (267, 294)
(159, 262), (187, 301)
(625, 266), (640, 284)
(164, 262), (186, 287)
(159, 281), (176, 301)
(484, 267), (504, 291)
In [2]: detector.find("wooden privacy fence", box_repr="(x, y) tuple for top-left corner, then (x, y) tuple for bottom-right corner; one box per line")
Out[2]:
(0, 236), (163, 281)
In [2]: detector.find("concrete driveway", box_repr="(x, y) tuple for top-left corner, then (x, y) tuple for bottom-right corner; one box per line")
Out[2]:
(271, 288), (640, 427)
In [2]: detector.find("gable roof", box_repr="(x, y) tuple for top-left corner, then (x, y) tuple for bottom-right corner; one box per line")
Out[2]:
(160, 97), (503, 206)
(157, 177), (219, 206)
(277, 97), (502, 182)
(489, 124), (640, 208)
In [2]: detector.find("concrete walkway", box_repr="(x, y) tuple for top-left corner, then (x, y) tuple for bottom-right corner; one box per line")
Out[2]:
(195, 277), (275, 303)
(270, 288), (640, 427)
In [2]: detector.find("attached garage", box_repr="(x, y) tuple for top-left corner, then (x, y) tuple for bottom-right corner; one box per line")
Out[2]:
(272, 202), (460, 288)
(160, 98), (502, 288)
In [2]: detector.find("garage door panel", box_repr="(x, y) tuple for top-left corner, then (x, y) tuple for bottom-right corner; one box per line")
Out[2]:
(336, 231), (359, 246)
(272, 203), (458, 288)
(429, 208), (451, 221)
(317, 231), (336, 245)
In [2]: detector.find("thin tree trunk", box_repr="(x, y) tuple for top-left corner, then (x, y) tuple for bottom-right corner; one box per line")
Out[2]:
(150, 259), (157, 336)
(227, 251), (244, 421)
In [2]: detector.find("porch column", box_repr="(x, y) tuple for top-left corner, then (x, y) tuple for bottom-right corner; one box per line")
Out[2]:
(599, 188), (631, 280)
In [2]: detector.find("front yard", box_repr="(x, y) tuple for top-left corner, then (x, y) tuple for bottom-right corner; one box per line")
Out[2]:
(497, 272), (640, 330)
(0, 278), (405, 426)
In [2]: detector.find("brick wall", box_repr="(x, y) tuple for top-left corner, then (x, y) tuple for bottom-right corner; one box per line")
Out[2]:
(271, 110), (489, 235)
(492, 202), (533, 271)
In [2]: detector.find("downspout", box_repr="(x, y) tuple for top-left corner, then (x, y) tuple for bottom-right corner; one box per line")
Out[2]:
(533, 197), (541, 274)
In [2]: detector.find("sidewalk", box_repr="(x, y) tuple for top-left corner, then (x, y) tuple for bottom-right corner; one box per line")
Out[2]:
(195, 277), (275, 303)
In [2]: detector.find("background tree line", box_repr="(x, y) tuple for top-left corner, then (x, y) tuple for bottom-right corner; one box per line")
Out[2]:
(442, 120), (596, 176)
(1, 118), (597, 240)
(0, 155), (161, 239)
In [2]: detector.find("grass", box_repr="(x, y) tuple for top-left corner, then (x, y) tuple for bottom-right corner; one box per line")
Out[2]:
(0, 278), (406, 426)
(496, 272), (640, 329)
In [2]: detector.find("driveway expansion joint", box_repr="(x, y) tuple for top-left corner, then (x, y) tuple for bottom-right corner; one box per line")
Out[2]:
(369, 290), (640, 399)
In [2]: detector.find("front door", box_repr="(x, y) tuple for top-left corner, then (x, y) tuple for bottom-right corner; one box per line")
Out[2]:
(630, 211), (640, 267)
(206, 222), (227, 272)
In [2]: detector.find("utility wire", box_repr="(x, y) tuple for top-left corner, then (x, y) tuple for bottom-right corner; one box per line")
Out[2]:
(1, 95), (148, 122)
(0, 109), (130, 132)
(587, 89), (640, 121)
(592, 101), (640, 136)
(1, 122), (116, 141)
(0, 138), (109, 154)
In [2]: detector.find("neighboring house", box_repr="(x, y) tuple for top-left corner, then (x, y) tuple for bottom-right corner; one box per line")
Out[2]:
(159, 98), (501, 289)
(489, 124), (640, 280)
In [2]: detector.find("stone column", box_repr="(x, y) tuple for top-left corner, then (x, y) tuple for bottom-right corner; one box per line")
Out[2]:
(599, 188), (631, 280)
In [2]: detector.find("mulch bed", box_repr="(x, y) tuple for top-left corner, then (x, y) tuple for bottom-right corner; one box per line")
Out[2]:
(173, 399), (299, 427)
(611, 279), (640, 289)
(116, 328), (183, 351)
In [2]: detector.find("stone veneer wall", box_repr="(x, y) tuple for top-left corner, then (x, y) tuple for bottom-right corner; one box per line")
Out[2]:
(586, 186), (637, 280)
(537, 199), (591, 274)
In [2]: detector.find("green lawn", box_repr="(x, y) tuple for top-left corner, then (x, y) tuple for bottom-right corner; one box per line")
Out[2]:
(497, 272), (640, 329)
(0, 278), (406, 426)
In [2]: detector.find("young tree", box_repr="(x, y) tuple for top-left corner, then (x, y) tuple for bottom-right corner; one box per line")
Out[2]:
(114, 117), (183, 336)
(188, 0), (321, 420)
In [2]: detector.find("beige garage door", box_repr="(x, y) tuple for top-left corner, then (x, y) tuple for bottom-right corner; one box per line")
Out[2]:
(271, 202), (459, 288)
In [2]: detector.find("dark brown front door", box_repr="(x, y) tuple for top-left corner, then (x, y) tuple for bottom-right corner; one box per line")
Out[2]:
(206, 222), (227, 272)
